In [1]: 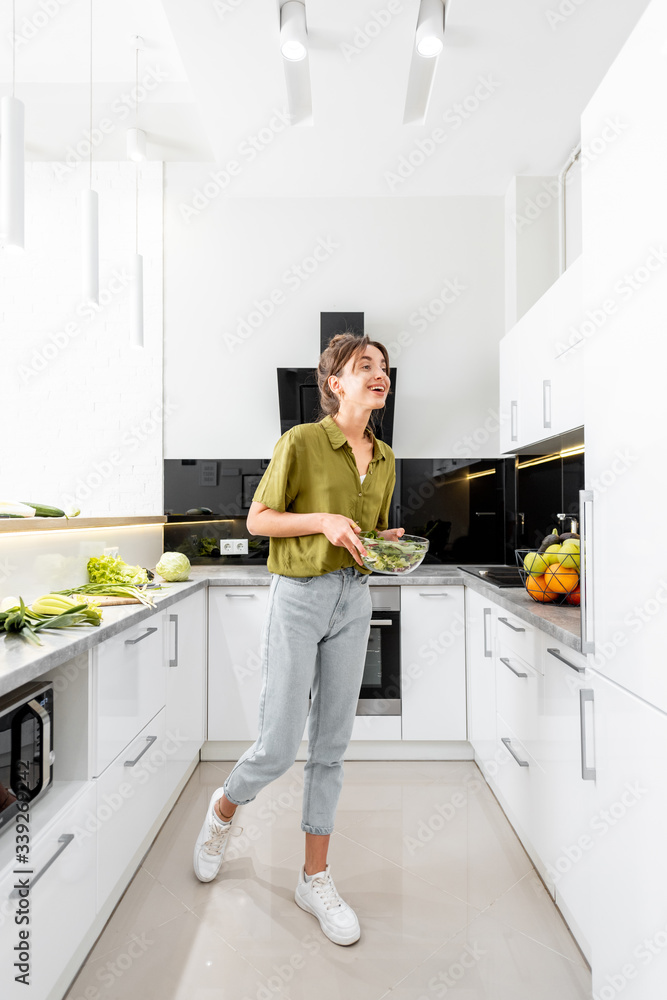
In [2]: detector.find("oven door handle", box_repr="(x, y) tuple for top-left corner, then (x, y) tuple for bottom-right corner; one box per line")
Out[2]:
(370, 619), (394, 626)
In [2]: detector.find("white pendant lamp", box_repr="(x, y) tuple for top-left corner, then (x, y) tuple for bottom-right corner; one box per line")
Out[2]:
(82, 0), (99, 304)
(130, 36), (144, 348)
(415, 0), (444, 57)
(280, 1), (308, 62)
(0, 1), (25, 250)
(126, 128), (147, 162)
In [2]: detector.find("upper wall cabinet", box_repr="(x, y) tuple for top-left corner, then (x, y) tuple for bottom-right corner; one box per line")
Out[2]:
(499, 257), (584, 453)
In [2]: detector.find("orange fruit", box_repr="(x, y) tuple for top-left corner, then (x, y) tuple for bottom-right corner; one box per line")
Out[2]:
(544, 564), (579, 594)
(565, 585), (581, 606)
(525, 574), (557, 603)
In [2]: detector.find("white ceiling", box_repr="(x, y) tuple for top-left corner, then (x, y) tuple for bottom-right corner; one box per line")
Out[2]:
(0, 0), (651, 194)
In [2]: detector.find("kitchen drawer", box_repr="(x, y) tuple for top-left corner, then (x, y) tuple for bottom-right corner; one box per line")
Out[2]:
(495, 610), (541, 667)
(494, 712), (543, 844)
(0, 782), (97, 1000)
(92, 614), (167, 777)
(96, 707), (167, 906)
(496, 644), (543, 744)
(542, 641), (588, 676)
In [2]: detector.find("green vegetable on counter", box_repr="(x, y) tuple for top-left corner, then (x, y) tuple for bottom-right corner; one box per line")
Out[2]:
(53, 583), (156, 606)
(0, 595), (102, 646)
(155, 552), (191, 582)
(88, 554), (149, 587)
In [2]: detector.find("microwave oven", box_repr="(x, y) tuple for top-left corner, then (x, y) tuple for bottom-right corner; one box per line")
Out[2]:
(0, 681), (55, 835)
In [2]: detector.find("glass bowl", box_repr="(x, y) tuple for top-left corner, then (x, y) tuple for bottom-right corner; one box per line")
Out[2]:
(359, 533), (429, 575)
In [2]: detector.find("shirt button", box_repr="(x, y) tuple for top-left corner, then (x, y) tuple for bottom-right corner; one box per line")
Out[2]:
(358, 492), (362, 497)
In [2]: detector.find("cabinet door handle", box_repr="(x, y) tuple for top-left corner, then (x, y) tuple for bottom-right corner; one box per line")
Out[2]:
(500, 656), (527, 678)
(370, 619), (393, 626)
(580, 489), (595, 654)
(10, 834), (74, 898)
(225, 594), (256, 599)
(546, 647), (585, 673)
(124, 735), (157, 767)
(579, 689), (596, 781)
(169, 613), (179, 667)
(542, 379), (552, 429)
(418, 592), (449, 597)
(125, 626), (158, 645)
(510, 400), (518, 442)
(498, 616), (525, 633)
(483, 608), (492, 658)
(501, 737), (529, 767)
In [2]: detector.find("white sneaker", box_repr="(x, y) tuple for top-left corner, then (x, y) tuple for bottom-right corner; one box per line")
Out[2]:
(193, 787), (235, 882)
(294, 865), (361, 945)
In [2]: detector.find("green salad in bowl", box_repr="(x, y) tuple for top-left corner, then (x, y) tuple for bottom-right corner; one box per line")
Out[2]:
(358, 531), (429, 575)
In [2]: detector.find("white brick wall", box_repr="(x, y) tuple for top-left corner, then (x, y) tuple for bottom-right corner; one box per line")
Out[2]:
(0, 162), (164, 516)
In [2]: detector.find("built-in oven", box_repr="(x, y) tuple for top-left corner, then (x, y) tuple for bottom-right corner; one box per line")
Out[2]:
(357, 587), (400, 716)
(0, 681), (55, 836)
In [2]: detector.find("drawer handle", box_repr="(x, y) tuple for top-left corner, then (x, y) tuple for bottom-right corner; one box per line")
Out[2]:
(169, 613), (179, 667)
(418, 592), (449, 597)
(370, 619), (393, 626)
(500, 656), (527, 678)
(124, 735), (157, 767)
(10, 834), (74, 898)
(501, 737), (529, 767)
(498, 617), (525, 633)
(225, 594), (256, 599)
(125, 626), (158, 645)
(580, 689), (596, 781)
(483, 607), (492, 658)
(547, 647), (585, 674)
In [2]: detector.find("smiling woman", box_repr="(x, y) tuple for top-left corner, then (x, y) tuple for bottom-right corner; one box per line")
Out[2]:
(193, 331), (404, 946)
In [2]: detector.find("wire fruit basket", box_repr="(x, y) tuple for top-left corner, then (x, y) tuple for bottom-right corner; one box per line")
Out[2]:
(515, 549), (580, 606)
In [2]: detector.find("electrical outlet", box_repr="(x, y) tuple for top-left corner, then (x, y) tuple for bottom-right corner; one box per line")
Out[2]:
(103, 547), (119, 558)
(220, 540), (233, 554)
(233, 539), (248, 554)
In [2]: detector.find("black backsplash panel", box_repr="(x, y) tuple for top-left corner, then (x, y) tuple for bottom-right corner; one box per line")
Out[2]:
(516, 451), (585, 549)
(164, 457), (517, 566)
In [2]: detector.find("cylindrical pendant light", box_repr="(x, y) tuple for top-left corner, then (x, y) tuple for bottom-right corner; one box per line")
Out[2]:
(82, 0), (99, 303)
(416, 0), (444, 57)
(130, 36), (145, 347)
(280, 1), (308, 62)
(82, 188), (99, 302)
(126, 127), (147, 162)
(1, 3), (25, 250)
(131, 252), (144, 347)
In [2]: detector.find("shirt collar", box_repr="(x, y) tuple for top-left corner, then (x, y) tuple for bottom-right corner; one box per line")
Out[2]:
(320, 415), (387, 460)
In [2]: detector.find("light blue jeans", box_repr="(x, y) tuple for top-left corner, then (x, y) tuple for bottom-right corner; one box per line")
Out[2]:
(223, 567), (372, 835)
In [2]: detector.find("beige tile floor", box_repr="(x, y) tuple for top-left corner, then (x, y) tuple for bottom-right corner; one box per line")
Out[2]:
(64, 760), (592, 1000)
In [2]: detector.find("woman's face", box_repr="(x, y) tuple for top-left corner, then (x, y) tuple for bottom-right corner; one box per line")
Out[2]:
(330, 344), (390, 411)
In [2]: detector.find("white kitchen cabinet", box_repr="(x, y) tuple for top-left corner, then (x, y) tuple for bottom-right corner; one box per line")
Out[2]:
(165, 589), (206, 778)
(91, 614), (167, 777)
(400, 587), (466, 740)
(499, 257), (584, 453)
(96, 707), (168, 906)
(582, 0), (667, 713)
(589, 671), (667, 1000)
(530, 638), (596, 961)
(0, 782), (97, 1000)
(208, 586), (270, 741)
(499, 325), (522, 453)
(465, 587), (497, 771)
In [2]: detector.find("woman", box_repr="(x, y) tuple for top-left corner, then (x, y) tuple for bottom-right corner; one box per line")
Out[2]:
(193, 332), (404, 946)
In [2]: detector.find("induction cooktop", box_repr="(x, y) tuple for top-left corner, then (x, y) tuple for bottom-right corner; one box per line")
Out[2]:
(458, 565), (524, 588)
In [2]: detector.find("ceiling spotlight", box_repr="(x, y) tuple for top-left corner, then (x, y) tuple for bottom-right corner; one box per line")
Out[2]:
(280, 1), (308, 62)
(415, 0), (444, 58)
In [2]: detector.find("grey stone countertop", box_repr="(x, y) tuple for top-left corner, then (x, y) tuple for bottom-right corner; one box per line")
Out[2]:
(0, 564), (581, 698)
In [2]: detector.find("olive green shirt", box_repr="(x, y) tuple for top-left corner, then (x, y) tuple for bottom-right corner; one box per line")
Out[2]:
(253, 415), (396, 577)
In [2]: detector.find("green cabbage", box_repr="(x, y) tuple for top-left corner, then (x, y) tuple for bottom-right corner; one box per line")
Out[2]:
(155, 552), (191, 582)
(87, 554), (149, 587)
